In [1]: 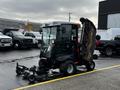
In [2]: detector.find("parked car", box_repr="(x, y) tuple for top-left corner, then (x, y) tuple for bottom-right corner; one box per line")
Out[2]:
(3, 29), (34, 49)
(0, 32), (12, 48)
(96, 35), (120, 56)
(24, 31), (42, 48)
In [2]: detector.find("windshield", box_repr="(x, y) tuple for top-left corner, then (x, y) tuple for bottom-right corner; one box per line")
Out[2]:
(12, 31), (24, 36)
(33, 32), (41, 37)
(42, 26), (57, 46)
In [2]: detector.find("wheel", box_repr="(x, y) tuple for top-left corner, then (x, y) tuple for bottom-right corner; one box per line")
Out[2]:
(22, 72), (29, 80)
(60, 60), (76, 75)
(37, 43), (41, 48)
(28, 75), (36, 84)
(16, 69), (22, 76)
(99, 51), (105, 56)
(14, 42), (21, 49)
(96, 35), (101, 40)
(105, 47), (113, 56)
(26, 46), (32, 49)
(85, 61), (95, 71)
(93, 54), (98, 59)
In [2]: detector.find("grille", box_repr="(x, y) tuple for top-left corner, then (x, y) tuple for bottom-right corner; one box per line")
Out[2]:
(23, 39), (33, 43)
(1, 38), (11, 43)
(38, 40), (42, 43)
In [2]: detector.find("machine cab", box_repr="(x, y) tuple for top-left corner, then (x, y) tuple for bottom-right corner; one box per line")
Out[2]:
(42, 22), (80, 45)
(41, 22), (80, 58)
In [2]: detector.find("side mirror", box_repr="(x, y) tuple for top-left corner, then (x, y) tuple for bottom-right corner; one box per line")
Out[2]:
(96, 35), (101, 40)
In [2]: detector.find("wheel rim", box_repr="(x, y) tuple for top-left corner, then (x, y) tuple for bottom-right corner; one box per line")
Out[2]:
(29, 75), (35, 82)
(67, 64), (74, 74)
(106, 48), (112, 56)
(38, 43), (41, 48)
(90, 62), (94, 69)
(15, 43), (19, 47)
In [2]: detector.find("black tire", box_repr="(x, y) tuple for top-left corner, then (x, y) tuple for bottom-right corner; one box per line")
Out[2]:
(105, 47), (113, 56)
(28, 75), (36, 84)
(22, 72), (29, 80)
(26, 46), (32, 49)
(14, 42), (21, 49)
(37, 43), (41, 48)
(60, 60), (76, 75)
(85, 61), (95, 71)
(96, 35), (101, 40)
(99, 51), (105, 56)
(93, 54), (98, 59)
(16, 69), (22, 76)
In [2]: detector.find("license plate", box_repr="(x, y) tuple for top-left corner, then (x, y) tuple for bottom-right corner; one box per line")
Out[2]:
(4, 44), (10, 46)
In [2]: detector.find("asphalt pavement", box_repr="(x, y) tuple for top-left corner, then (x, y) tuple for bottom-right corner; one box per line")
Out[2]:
(0, 49), (40, 63)
(0, 49), (120, 90)
(0, 57), (39, 90)
(19, 66), (120, 90)
(0, 56), (119, 90)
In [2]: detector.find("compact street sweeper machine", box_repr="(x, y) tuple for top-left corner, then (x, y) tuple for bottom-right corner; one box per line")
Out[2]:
(16, 18), (96, 83)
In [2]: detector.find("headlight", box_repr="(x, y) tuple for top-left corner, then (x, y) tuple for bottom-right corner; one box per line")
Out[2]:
(35, 39), (38, 43)
(1, 39), (4, 42)
(33, 39), (37, 43)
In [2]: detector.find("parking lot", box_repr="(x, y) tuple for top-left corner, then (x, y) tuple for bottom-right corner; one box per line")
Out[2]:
(0, 48), (40, 63)
(0, 49), (39, 90)
(0, 0), (120, 90)
(15, 64), (120, 90)
(0, 49), (120, 90)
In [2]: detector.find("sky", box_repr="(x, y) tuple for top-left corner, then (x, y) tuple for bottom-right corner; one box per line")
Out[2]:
(0, 0), (103, 27)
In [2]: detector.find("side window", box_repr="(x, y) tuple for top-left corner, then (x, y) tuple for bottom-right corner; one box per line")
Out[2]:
(29, 33), (35, 38)
(78, 28), (82, 43)
(71, 29), (76, 38)
(71, 24), (79, 42)
(61, 24), (71, 40)
(25, 33), (30, 36)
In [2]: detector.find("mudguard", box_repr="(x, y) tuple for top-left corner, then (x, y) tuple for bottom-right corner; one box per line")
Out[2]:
(56, 54), (74, 62)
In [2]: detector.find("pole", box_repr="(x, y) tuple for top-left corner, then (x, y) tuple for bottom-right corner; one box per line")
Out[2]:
(69, 12), (72, 22)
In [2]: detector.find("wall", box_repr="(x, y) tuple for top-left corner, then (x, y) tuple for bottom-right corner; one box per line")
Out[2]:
(98, 0), (120, 29)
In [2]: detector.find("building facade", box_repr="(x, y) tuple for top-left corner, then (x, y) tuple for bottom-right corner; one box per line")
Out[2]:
(0, 18), (42, 32)
(98, 0), (120, 29)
